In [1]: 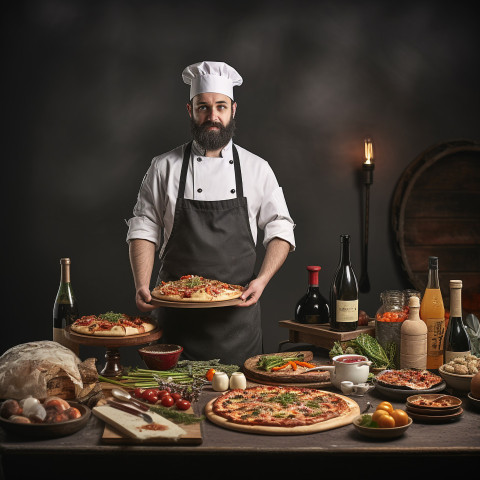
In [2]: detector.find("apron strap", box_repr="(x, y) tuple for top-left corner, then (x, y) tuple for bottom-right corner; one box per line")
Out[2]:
(178, 141), (244, 199)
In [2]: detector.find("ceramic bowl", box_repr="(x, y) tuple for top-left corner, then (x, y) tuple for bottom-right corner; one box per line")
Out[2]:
(0, 402), (90, 438)
(352, 413), (412, 439)
(138, 343), (183, 370)
(438, 365), (473, 392)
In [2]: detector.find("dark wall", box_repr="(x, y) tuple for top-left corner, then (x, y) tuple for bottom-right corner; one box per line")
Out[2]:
(2, 0), (479, 368)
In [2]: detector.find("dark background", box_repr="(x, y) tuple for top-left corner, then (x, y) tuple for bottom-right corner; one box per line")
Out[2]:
(2, 0), (479, 368)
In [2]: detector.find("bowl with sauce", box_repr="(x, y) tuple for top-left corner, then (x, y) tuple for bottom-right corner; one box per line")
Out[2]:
(322, 354), (372, 389)
(138, 344), (183, 370)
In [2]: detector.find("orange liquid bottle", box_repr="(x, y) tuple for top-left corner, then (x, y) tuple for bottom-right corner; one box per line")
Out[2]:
(419, 256), (445, 369)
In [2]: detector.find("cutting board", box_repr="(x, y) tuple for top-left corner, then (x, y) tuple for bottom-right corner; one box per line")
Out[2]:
(205, 391), (359, 435)
(94, 405), (202, 445)
(243, 351), (331, 387)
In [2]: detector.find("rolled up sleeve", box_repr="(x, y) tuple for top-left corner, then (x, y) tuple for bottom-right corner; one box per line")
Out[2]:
(125, 164), (163, 249)
(259, 186), (296, 251)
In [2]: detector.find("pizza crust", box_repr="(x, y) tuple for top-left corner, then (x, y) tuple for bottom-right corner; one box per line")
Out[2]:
(70, 314), (157, 337)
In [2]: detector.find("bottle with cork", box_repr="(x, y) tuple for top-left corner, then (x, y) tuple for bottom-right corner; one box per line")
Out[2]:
(400, 295), (428, 369)
(53, 257), (80, 355)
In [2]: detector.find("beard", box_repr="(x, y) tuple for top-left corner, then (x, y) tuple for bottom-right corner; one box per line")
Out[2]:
(190, 114), (236, 152)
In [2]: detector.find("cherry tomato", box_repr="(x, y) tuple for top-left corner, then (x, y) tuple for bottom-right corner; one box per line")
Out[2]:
(376, 401), (394, 415)
(160, 394), (175, 407)
(171, 392), (182, 401)
(144, 390), (159, 404)
(133, 388), (145, 399)
(206, 368), (216, 381)
(176, 399), (191, 411)
(371, 409), (389, 424)
(376, 413), (396, 428)
(391, 409), (409, 427)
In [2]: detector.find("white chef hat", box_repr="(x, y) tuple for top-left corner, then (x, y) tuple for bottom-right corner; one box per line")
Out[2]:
(182, 61), (243, 100)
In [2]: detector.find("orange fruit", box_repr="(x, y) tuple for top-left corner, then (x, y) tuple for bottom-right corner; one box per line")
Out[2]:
(371, 409), (389, 424)
(391, 409), (409, 427)
(376, 413), (396, 428)
(376, 401), (394, 415)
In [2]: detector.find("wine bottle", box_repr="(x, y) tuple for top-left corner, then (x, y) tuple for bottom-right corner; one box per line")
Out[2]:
(419, 256), (445, 369)
(294, 266), (329, 324)
(444, 280), (471, 363)
(330, 234), (359, 331)
(53, 258), (79, 355)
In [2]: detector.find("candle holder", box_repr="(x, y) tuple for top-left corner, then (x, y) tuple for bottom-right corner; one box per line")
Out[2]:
(359, 137), (374, 293)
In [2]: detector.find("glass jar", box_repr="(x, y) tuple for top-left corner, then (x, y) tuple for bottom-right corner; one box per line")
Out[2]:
(403, 289), (421, 316)
(375, 290), (406, 368)
(376, 290), (407, 323)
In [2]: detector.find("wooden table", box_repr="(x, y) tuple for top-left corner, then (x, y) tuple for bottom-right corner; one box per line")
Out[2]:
(1, 376), (479, 479)
(278, 320), (376, 350)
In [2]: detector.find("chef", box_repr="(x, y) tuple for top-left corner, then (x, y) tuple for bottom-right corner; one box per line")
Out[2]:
(126, 61), (295, 365)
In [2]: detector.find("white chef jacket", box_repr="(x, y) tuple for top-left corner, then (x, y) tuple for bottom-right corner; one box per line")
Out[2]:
(126, 140), (296, 257)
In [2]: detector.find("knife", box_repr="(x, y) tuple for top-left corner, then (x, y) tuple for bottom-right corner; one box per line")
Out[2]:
(106, 399), (154, 424)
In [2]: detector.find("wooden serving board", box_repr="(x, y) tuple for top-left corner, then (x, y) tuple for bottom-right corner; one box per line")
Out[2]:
(205, 391), (359, 435)
(150, 297), (242, 308)
(243, 351), (331, 387)
(101, 415), (202, 445)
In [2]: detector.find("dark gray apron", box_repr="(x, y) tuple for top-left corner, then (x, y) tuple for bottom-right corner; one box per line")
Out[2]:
(155, 141), (262, 365)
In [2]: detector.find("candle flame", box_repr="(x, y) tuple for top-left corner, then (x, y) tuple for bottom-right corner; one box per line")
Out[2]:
(364, 137), (374, 165)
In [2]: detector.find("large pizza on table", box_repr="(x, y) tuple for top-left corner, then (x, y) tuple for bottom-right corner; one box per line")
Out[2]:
(205, 385), (359, 435)
(152, 275), (244, 302)
(70, 312), (157, 337)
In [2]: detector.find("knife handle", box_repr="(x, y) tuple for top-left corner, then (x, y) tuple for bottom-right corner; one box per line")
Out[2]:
(107, 400), (153, 423)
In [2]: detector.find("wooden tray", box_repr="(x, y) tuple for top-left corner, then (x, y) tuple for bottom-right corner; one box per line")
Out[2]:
(205, 392), (359, 435)
(150, 297), (243, 308)
(242, 351), (331, 387)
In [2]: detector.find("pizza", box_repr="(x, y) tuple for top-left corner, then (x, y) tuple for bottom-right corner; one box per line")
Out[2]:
(211, 385), (351, 427)
(70, 312), (157, 337)
(151, 275), (244, 302)
(375, 369), (443, 390)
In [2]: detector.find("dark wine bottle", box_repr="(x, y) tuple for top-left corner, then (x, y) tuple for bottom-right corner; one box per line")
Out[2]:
(330, 234), (359, 331)
(53, 258), (79, 354)
(294, 266), (329, 324)
(444, 279), (471, 363)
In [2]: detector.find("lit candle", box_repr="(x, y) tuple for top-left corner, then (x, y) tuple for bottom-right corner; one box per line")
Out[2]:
(364, 137), (374, 165)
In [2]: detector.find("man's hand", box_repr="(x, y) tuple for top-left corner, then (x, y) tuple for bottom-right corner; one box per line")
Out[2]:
(135, 285), (157, 312)
(238, 277), (267, 307)
(237, 237), (291, 308)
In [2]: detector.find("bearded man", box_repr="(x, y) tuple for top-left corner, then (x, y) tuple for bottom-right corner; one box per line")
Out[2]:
(126, 61), (295, 365)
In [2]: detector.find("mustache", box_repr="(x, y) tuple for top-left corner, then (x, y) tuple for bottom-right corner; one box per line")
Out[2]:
(198, 121), (224, 129)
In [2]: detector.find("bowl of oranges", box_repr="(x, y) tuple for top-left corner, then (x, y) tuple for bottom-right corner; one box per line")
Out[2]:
(353, 401), (412, 438)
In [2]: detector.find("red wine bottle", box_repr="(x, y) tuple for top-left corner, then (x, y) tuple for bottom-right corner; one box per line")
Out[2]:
(295, 266), (329, 324)
(330, 234), (359, 331)
(444, 280), (471, 363)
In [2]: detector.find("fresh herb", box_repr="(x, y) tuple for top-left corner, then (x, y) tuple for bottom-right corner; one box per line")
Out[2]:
(184, 276), (202, 288)
(359, 414), (378, 428)
(148, 404), (204, 424)
(98, 311), (125, 323)
(267, 392), (299, 407)
(329, 334), (396, 369)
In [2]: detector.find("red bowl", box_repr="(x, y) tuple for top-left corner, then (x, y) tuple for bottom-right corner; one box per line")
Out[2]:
(138, 344), (183, 370)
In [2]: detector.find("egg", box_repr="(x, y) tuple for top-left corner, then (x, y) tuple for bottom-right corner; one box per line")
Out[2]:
(471, 371), (480, 399)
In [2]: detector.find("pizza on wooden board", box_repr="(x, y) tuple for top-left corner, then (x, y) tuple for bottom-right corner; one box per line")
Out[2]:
(375, 369), (443, 390)
(70, 312), (157, 337)
(211, 385), (352, 428)
(151, 275), (244, 302)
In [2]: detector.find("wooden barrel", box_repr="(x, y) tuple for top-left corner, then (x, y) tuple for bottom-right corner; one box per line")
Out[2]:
(391, 139), (480, 318)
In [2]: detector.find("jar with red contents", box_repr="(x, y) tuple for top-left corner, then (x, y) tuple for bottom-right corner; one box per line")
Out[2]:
(375, 290), (406, 368)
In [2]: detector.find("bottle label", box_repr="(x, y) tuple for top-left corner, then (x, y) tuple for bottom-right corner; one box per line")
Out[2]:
(424, 318), (446, 356)
(336, 300), (358, 322)
(445, 350), (470, 363)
